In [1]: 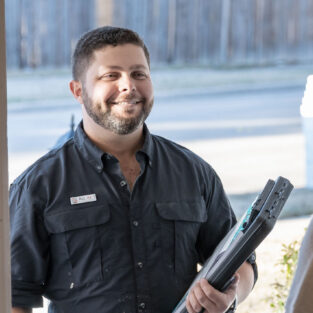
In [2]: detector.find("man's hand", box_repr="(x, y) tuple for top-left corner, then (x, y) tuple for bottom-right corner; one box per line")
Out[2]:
(186, 274), (239, 313)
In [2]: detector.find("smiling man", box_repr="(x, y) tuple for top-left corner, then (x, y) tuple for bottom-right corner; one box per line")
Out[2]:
(10, 26), (257, 313)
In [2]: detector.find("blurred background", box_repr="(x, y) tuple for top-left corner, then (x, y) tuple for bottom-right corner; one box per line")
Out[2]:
(5, 0), (313, 68)
(5, 0), (313, 312)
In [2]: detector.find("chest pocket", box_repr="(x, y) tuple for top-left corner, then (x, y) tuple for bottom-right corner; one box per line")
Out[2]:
(45, 204), (112, 286)
(156, 199), (208, 281)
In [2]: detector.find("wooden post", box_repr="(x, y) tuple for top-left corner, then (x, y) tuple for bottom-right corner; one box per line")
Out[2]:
(167, 0), (176, 63)
(96, 0), (113, 26)
(0, 0), (11, 312)
(220, 0), (231, 63)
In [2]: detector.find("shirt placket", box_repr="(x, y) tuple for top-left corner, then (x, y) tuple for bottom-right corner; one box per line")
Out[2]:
(129, 202), (150, 313)
(104, 153), (151, 312)
(129, 156), (150, 313)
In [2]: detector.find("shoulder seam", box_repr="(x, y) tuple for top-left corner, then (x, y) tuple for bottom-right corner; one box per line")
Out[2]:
(12, 138), (75, 186)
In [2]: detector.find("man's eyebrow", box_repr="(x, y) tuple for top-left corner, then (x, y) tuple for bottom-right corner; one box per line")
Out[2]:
(129, 64), (148, 70)
(105, 65), (123, 70)
(104, 64), (148, 70)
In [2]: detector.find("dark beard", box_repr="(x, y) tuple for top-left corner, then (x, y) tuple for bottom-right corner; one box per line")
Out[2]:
(82, 90), (153, 135)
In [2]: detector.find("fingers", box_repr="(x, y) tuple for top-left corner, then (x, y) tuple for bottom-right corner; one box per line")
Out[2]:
(199, 279), (229, 312)
(186, 289), (201, 313)
(186, 276), (240, 313)
(186, 280), (213, 313)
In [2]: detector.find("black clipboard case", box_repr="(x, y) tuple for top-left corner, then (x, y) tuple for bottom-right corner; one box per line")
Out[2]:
(173, 176), (294, 313)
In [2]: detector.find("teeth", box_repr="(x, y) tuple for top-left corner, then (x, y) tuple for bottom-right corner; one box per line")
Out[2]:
(112, 101), (141, 105)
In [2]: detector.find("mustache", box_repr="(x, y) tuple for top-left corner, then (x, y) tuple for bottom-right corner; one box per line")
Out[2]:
(107, 94), (145, 104)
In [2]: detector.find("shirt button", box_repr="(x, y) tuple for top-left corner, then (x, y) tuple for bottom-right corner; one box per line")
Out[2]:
(120, 180), (127, 187)
(133, 220), (139, 227)
(137, 262), (144, 269)
(138, 302), (146, 309)
(96, 165), (102, 171)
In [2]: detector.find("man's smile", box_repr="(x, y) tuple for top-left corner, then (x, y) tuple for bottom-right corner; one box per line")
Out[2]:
(110, 100), (142, 105)
(109, 98), (144, 105)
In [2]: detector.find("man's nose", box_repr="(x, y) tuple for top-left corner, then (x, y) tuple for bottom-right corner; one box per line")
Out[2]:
(118, 75), (136, 92)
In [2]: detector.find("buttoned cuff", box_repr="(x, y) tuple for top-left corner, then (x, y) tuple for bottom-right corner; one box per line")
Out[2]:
(246, 251), (258, 286)
(12, 279), (45, 308)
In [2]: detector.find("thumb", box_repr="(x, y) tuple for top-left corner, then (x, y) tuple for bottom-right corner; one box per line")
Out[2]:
(226, 273), (240, 295)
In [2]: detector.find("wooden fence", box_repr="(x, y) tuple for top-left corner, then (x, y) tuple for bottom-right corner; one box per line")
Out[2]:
(5, 0), (313, 68)
(5, 0), (96, 68)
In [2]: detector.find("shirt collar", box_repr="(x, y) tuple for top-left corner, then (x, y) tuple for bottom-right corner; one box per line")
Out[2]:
(74, 121), (154, 171)
(139, 123), (154, 167)
(74, 121), (105, 172)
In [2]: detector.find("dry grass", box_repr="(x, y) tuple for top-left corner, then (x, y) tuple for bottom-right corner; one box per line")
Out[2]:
(237, 216), (311, 313)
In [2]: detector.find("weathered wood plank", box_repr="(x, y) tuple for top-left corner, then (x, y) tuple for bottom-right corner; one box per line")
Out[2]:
(156, 0), (169, 63)
(5, 0), (21, 68)
(167, 0), (176, 63)
(4, 0), (313, 68)
(220, 0), (231, 63)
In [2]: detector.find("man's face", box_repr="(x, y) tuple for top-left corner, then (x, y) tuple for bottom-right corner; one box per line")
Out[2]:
(81, 44), (154, 135)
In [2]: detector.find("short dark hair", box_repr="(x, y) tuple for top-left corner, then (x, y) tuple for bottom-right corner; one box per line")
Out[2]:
(72, 26), (150, 81)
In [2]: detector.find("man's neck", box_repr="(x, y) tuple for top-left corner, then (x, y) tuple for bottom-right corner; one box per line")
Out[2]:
(83, 119), (144, 159)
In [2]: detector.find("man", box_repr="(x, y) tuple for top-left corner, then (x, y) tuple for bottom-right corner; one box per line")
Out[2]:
(10, 26), (256, 313)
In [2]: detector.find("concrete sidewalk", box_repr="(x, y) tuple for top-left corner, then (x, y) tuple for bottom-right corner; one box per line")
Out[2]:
(181, 133), (313, 218)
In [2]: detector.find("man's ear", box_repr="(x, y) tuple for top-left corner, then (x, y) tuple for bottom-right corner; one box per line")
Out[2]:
(69, 80), (83, 104)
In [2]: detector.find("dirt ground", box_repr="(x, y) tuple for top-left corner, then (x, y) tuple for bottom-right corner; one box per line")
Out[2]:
(237, 216), (311, 313)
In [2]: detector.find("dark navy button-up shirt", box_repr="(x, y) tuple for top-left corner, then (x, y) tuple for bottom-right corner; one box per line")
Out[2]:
(10, 122), (244, 313)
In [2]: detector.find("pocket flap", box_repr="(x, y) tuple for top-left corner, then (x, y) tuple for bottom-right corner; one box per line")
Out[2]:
(156, 199), (207, 222)
(45, 205), (110, 233)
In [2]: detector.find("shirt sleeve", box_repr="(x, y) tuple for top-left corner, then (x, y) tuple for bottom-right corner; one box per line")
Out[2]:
(196, 164), (258, 285)
(196, 165), (236, 263)
(10, 182), (49, 308)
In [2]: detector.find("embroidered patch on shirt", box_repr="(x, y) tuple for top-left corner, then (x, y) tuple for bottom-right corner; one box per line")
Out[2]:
(70, 194), (97, 205)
